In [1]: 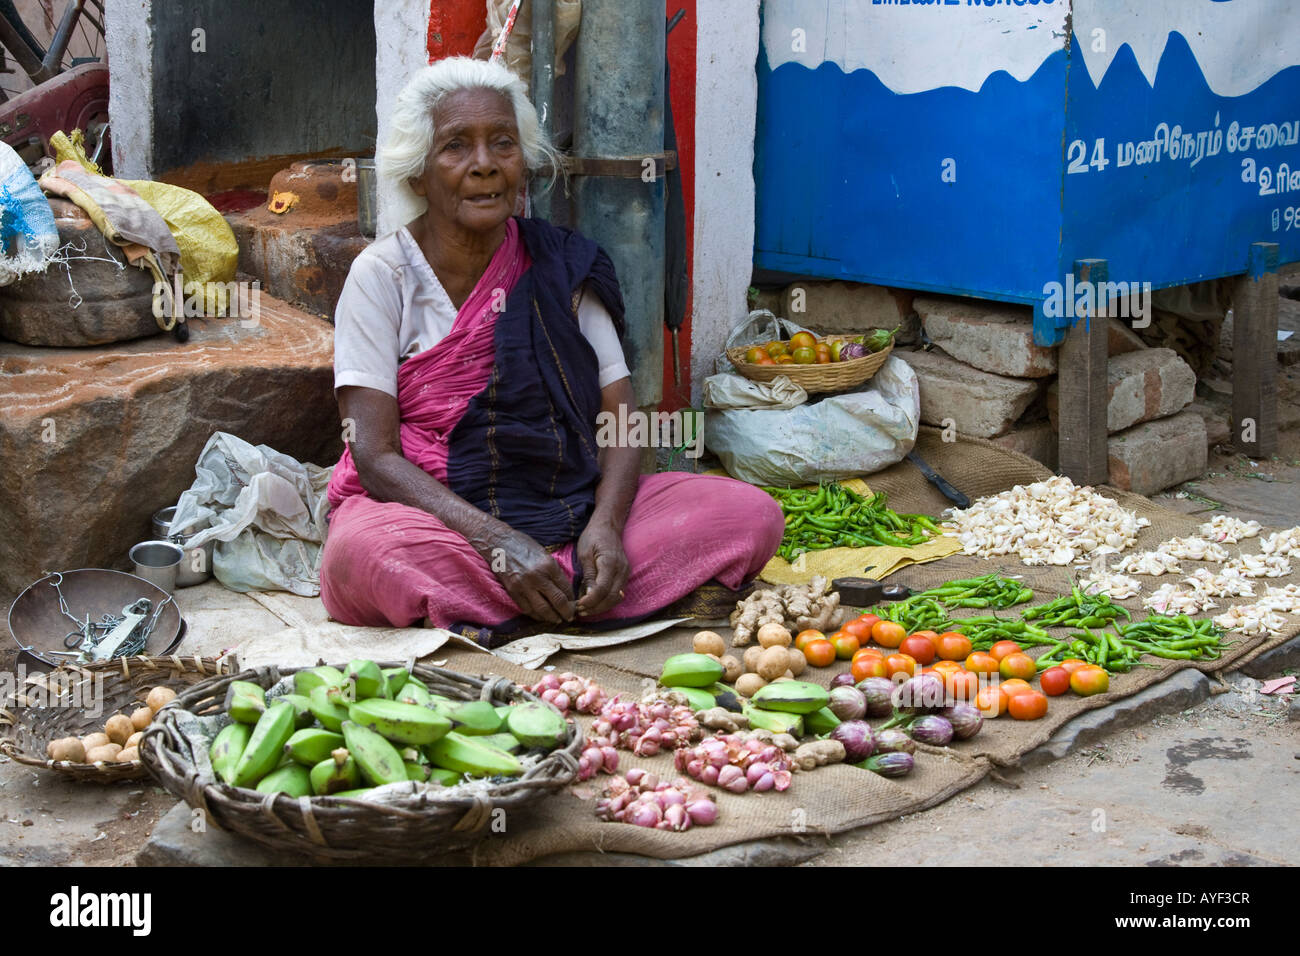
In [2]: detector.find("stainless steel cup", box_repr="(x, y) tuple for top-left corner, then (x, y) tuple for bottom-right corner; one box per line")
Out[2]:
(151, 505), (214, 587)
(129, 541), (184, 594)
(151, 506), (177, 540)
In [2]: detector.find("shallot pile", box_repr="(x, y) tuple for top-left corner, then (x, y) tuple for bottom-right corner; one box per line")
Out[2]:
(594, 769), (718, 829)
(527, 672), (608, 716)
(674, 733), (793, 793)
(588, 696), (701, 760)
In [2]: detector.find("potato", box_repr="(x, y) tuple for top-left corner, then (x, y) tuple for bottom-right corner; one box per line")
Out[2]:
(81, 732), (110, 751)
(719, 655), (743, 683)
(786, 647), (807, 677)
(777, 670), (794, 680)
(756, 646), (790, 682)
(125, 731), (144, 749)
(145, 686), (177, 714)
(104, 714), (134, 746)
(742, 646), (764, 673)
(84, 744), (122, 763)
(115, 747), (140, 763)
(734, 673), (768, 698)
(757, 622), (793, 649)
(130, 707), (154, 732)
(47, 737), (85, 763)
(692, 630), (727, 657)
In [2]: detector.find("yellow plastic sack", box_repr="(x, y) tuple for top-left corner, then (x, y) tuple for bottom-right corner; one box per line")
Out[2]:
(50, 131), (238, 311)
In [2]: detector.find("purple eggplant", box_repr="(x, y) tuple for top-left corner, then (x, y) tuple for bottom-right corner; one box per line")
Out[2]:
(855, 677), (895, 718)
(908, 715), (954, 747)
(827, 686), (867, 722)
(873, 728), (916, 755)
(829, 672), (858, 690)
(838, 343), (871, 361)
(857, 752), (914, 778)
(893, 674), (946, 714)
(830, 720), (875, 762)
(939, 703), (983, 740)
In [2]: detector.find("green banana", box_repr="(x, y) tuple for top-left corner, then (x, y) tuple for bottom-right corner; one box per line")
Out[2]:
(404, 760), (431, 781)
(427, 768), (462, 787)
(396, 681), (432, 706)
(504, 702), (567, 749)
(310, 747), (362, 795)
(330, 787), (376, 799)
(750, 680), (830, 715)
(476, 732), (524, 754)
(664, 686), (716, 712)
(427, 699), (502, 736)
(382, 667), (410, 698)
(224, 680), (267, 724)
(308, 684), (353, 732)
(209, 721), (253, 785)
(284, 728), (345, 766)
(425, 731), (522, 777)
(348, 698), (451, 746)
(803, 706), (842, 736)
(256, 763), (313, 798)
(341, 720), (408, 786)
(230, 700), (297, 788)
(660, 653), (726, 688)
(742, 706), (804, 737)
(282, 693), (316, 729)
(344, 659), (384, 700)
(293, 665), (345, 697)
(404, 675), (430, 693)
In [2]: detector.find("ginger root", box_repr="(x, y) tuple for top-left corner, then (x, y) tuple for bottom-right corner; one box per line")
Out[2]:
(792, 739), (846, 771)
(731, 576), (839, 646)
(698, 707), (748, 733)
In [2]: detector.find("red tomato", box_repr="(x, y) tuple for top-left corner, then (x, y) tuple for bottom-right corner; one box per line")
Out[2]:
(856, 614), (882, 633)
(1040, 666), (1071, 696)
(1008, 690), (1048, 720)
(999, 678), (1034, 697)
(1070, 665), (1110, 696)
(884, 654), (917, 679)
(842, 618), (875, 640)
(803, 639), (836, 668)
(1058, 658), (1089, 675)
(851, 654), (887, 682)
(794, 630), (825, 653)
(936, 632), (973, 661)
(944, 669), (980, 704)
(852, 646), (884, 661)
(832, 633), (861, 660)
(989, 640), (1023, 661)
(872, 621), (907, 649)
(930, 660), (962, 675)
(975, 684), (1007, 717)
(999, 652), (1037, 681)
(911, 630), (941, 649)
(964, 651), (1000, 675)
(900, 635), (937, 665)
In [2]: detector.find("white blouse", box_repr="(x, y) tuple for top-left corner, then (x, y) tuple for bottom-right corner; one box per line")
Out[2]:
(333, 227), (631, 398)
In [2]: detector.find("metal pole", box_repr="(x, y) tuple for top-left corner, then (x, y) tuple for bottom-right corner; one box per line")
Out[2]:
(530, 0), (555, 221)
(572, 0), (666, 409)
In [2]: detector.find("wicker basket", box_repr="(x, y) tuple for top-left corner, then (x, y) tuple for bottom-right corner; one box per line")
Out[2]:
(0, 655), (237, 783)
(140, 662), (583, 862)
(726, 335), (893, 394)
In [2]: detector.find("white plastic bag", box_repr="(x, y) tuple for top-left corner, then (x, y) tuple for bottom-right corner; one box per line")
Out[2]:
(716, 309), (811, 374)
(703, 355), (920, 486)
(702, 372), (807, 410)
(169, 432), (333, 596)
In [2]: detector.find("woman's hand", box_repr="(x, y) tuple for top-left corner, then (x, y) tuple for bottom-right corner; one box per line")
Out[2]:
(575, 519), (630, 617)
(486, 527), (577, 625)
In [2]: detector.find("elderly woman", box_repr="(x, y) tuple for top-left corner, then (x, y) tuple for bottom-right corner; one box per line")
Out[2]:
(319, 57), (783, 634)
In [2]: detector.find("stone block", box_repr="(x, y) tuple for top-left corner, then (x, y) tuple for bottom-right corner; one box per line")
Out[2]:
(1049, 347), (1196, 433)
(1108, 317), (1148, 356)
(1185, 400), (1231, 451)
(778, 280), (913, 336)
(895, 347), (1043, 439)
(227, 213), (369, 319)
(0, 297), (342, 597)
(1107, 411), (1208, 495)
(915, 296), (1056, 378)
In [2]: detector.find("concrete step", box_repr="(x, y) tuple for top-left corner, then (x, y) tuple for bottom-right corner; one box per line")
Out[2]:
(0, 297), (342, 598)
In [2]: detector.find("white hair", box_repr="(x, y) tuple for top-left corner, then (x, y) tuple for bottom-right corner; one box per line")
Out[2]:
(380, 57), (559, 223)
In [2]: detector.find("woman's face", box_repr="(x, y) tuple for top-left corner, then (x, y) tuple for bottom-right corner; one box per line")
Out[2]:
(412, 87), (525, 237)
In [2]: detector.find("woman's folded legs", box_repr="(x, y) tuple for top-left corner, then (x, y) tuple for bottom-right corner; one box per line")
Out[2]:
(319, 473), (785, 629)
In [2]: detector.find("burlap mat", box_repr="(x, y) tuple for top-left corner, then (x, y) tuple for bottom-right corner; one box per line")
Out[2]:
(265, 430), (1300, 865)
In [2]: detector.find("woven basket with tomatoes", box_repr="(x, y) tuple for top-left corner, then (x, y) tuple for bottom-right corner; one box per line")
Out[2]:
(726, 329), (895, 394)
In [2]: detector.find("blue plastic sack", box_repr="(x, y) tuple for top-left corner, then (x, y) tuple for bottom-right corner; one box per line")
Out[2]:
(0, 142), (58, 285)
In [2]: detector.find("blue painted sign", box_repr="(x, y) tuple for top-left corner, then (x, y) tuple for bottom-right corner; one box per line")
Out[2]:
(753, 0), (1300, 345)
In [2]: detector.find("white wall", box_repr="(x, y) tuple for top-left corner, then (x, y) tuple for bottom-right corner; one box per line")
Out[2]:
(105, 0), (154, 179)
(374, 0), (433, 237)
(690, 0), (760, 405)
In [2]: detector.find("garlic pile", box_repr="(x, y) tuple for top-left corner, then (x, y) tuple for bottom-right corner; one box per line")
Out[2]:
(1112, 550), (1183, 576)
(1257, 584), (1300, 614)
(1199, 515), (1262, 543)
(1259, 527), (1300, 558)
(1080, 570), (1142, 600)
(1213, 604), (1290, 637)
(1157, 536), (1230, 563)
(943, 477), (1150, 567)
(1143, 582), (1219, 615)
(1181, 567), (1255, 598)
(1223, 553), (1293, 578)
